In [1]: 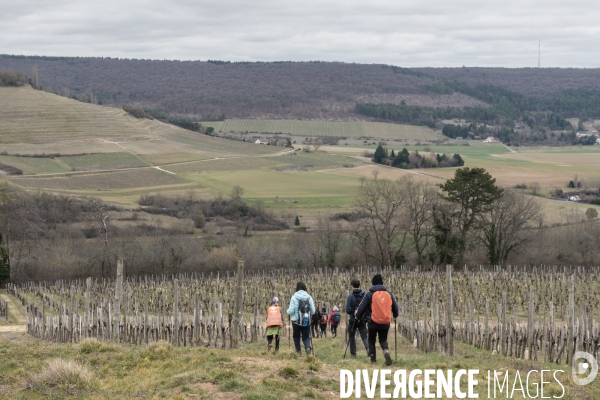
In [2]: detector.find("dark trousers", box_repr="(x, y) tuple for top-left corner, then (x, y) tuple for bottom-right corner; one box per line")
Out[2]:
(293, 323), (311, 355)
(311, 322), (319, 337)
(267, 334), (280, 350)
(348, 319), (369, 356)
(368, 322), (390, 362)
(331, 324), (338, 336)
(319, 324), (327, 337)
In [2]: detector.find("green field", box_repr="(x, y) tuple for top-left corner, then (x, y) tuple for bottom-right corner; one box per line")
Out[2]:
(58, 152), (150, 171)
(323, 143), (600, 189)
(1, 87), (600, 216)
(187, 169), (360, 199)
(210, 119), (440, 140)
(9, 168), (189, 191)
(0, 155), (70, 175)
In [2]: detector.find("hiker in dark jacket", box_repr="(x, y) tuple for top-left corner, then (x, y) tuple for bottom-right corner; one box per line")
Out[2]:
(345, 278), (369, 357)
(311, 309), (321, 338)
(355, 273), (399, 366)
(319, 307), (328, 337)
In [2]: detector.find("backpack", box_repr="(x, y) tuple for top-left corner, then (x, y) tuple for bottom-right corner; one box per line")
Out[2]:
(298, 299), (311, 327)
(320, 313), (328, 324)
(332, 312), (341, 324)
(352, 290), (365, 313)
(371, 291), (392, 324)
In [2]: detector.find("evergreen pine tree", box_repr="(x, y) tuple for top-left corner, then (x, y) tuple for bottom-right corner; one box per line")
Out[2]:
(373, 145), (386, 164)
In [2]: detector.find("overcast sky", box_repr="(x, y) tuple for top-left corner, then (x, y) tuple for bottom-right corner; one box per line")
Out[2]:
(1, 0), (598, 67)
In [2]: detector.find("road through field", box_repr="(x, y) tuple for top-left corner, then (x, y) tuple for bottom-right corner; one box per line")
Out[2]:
(0, 293), (26, 333)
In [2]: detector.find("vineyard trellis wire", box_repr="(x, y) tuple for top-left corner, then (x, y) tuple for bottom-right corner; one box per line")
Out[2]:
(7, 261), (600, 367)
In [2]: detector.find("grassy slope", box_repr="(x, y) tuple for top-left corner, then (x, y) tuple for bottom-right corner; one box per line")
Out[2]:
(2, 291), (597, 399)
(1, 327), (599, 399)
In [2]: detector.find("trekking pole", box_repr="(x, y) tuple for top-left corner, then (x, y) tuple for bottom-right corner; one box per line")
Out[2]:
(310, 331), (315, 358)
(288, 315), (291, 349)
(394, 318), (397, 361)
(343, 319), (357, 359)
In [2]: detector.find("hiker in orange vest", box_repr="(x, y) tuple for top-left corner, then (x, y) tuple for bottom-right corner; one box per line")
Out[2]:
(354, 274), (398, 366)
(266, 297), (284, 352)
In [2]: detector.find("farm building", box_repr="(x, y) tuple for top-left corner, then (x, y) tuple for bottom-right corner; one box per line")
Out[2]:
(254, 138), (269, 145)
(483, 136), (499, 143)
(576, 131), (599, 138)
(567, 195), (581, 202)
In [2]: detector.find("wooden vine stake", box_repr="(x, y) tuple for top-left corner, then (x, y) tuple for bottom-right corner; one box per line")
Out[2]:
(115, 259), (123, 344)
(567, 275), (575, 366)
(233, 260), (244, 349)
(446, 264), (454, 357)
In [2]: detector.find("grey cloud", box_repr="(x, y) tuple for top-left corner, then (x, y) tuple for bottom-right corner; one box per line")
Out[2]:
(0, 0), (598, 67)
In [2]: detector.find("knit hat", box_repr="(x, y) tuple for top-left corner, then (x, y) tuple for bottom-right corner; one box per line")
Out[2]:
(372, 274), (383, 286)
(272, 297), (279, 305)
(333, 306), (339, 311)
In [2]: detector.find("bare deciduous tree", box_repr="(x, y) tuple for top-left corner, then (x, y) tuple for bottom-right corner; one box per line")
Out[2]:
(316, 218), (343, 269)
(90, 198), (109, 277)
(481, 191), (542, 265)
(402, 176), (438, 265)
(354, 177), (409, 267)
(530, 182), (540, 195)
(231, 185), (244, 200)
(312, 138), (323, 151)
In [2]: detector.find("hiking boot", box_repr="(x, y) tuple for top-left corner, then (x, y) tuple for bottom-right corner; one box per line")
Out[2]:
(296, 351), (302, 357)
(267, 344), (272, 352)
(305, 348), (311, 356)
(371, 359), (377, 364)
(384, 350), (392, 366)
(350, 354), (357, 358)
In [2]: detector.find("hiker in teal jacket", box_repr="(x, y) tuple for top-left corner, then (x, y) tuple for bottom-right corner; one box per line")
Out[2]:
(287, 281), (316, 356)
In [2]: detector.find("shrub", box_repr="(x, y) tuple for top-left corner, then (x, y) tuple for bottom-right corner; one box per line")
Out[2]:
(208, 246), (239, 270)
(193, 211), (206, 228)
(123, 104), (153, 119)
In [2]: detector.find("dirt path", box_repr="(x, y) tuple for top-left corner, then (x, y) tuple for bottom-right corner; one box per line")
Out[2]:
(0, 293), (26, 333)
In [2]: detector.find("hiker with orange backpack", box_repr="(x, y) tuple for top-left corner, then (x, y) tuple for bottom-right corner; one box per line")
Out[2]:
(354, 273), (398, 366)
(266, 297), (285, 352)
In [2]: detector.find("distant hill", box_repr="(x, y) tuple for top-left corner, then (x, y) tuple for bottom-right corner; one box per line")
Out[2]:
(2, 55), (598, 121)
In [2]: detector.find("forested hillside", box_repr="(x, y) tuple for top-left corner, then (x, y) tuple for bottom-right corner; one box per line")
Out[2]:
(2, 55), (599, 123)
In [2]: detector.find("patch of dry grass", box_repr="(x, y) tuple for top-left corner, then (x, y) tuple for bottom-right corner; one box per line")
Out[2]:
(29, 358), (95, 394)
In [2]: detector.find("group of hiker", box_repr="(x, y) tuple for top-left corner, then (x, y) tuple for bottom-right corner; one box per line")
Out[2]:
(311, 305), (342, 338)
(265, 273), (398, 366)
